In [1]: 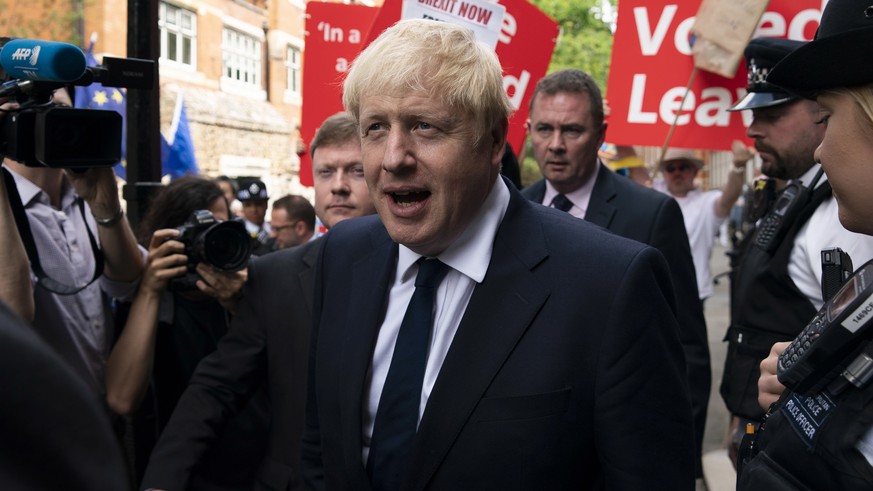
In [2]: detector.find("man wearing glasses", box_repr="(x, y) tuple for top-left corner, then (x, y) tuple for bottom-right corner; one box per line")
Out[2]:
(270, 194), (316, 251)
(657, 146), (746, 303)
(523, 68), (711, 484)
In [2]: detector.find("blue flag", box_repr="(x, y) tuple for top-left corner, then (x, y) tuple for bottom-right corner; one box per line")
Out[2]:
(161, 93), (199, 179)
(74, 40), (127, 179)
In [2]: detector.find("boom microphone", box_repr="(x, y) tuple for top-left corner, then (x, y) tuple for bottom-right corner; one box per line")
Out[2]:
(0, 39), (86, 83)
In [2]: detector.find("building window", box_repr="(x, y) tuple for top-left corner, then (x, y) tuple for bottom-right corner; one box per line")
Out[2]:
(286, 45), (301, 95)
(159, 2), (197, 67)
(222, 28), (261, 88)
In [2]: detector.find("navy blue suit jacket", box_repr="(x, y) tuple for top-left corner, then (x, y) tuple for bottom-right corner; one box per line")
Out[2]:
(142, 239), (321, 491)
(302, 183), (696, 490)
(523, 165), (711, 468)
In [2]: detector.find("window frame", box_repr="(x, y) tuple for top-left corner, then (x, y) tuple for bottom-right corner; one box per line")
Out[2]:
(159, 1), (197, 69)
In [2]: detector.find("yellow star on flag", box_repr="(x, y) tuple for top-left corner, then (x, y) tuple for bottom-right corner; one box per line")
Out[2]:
(92, 90), (108, 106)
(112, 89), (123, 104)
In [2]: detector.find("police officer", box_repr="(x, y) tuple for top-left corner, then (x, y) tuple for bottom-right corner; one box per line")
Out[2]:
(736, 1), (873, 488)
(237, 178), (274, 256)
(721, 36), (873, 464)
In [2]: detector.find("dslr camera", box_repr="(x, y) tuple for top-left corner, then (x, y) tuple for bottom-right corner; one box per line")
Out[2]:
(0, 37), (155, 168)
(169, 210), (253, 291)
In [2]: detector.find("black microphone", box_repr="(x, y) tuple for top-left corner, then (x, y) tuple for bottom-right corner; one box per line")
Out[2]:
(0, 39), (87, 82)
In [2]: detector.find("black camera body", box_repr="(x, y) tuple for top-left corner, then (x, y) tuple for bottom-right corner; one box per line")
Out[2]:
(3, 106), (121, 169)
(169, 210), (253, 291)
(0, 38), (154, 168)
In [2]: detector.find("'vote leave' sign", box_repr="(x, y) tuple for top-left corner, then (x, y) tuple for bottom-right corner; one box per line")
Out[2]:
(605, 0), (825, 150)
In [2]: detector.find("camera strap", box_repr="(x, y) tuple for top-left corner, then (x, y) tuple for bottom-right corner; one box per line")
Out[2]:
(2, 167), (104, 295)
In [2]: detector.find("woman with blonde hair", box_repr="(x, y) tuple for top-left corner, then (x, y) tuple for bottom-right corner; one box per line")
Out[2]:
(742, 1), (873, 489)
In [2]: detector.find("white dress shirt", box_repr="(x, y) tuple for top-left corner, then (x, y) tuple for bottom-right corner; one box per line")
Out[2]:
(362, 177), (511, 464)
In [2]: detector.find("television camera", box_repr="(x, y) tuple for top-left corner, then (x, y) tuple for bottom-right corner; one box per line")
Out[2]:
(0, 37), (155, 169)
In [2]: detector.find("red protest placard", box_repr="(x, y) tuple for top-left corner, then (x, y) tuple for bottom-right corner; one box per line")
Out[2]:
(495, 0), (559, 151)
(605, 0), (823, 151)
(300, 2), (378, 186)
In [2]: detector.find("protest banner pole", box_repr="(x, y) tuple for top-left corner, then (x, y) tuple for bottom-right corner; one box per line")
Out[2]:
(658, 66), (698, 163)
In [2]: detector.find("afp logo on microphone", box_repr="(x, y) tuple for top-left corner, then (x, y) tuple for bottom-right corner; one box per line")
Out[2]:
(10, 45), (40, 66)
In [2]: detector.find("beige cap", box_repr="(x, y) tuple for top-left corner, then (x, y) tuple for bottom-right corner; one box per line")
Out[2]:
(660, 148), (703, 169)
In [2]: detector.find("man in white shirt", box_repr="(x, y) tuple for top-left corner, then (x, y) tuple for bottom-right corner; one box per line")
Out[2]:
(657, 146), (747, 301)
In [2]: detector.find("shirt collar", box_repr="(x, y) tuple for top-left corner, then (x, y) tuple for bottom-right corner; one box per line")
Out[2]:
(6, 167), (78, 210)
(798, 163), (827, 188)
(7, 167), (44, 207)
(542, 161), (599, 213)
(397, 176), (510, 285)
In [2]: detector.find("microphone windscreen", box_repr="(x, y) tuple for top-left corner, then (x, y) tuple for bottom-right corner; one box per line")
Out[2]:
(0, 39), (87, 82)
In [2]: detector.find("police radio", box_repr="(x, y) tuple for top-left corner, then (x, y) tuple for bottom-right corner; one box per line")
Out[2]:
(778, 259), (873, 395)
(821, 247), (853, 302)
(753, 180), (810, 252)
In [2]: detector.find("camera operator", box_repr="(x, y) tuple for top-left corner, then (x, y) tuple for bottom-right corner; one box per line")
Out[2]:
(0, 94), (125, 487)
(0, 85), (144, 399)
(105, 176), (264, 488)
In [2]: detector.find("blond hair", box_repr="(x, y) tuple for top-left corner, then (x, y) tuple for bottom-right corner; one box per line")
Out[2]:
(342, 19), (512, 145)
(834, 84), (873, 134)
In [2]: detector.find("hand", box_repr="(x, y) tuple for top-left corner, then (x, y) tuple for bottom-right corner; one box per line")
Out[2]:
(195, 263), (248, 313)
(0, 98), (19, 134)
(65, 166), (123, 219)
(758, 341), (791, 410)
(139, 229), (187, 295)
(731, 140), (754, 167)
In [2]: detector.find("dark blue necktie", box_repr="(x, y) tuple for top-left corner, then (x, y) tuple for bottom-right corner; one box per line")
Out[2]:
(368, 257), (450, 491)
(550, 193), (573, 212)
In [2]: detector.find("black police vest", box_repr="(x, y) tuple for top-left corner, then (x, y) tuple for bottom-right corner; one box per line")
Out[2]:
(721, 182), (833, 420)
(738, 383), (873, 491)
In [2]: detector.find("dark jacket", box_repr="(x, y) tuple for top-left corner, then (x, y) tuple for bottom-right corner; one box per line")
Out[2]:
(142, 238), (321, 491)
(523, 165), (711, 471)
(302, 183), (696, 490)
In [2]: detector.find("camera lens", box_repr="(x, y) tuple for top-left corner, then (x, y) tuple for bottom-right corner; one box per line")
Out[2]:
(200, 221), (252, 272)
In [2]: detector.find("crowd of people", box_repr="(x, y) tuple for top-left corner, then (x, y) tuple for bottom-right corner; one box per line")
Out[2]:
(2, 3), (873, 489)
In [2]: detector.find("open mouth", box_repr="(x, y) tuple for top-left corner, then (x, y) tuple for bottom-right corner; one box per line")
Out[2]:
(390, 190), (431, 208)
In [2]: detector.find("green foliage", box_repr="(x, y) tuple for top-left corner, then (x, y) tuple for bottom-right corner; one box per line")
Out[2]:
(521, 155), (543, 188)
(529, 0), (616, 89)
(0, 0), (85, 46)
(516, 0), (616, 177)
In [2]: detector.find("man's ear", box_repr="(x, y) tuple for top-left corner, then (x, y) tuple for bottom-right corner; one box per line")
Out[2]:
(598, 121), (608, 148)
(491, 117), (509, 167)
(295, 219), (307, 236)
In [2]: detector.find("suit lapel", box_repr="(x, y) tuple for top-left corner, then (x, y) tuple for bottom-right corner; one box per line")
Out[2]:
(407, 191), (551, 489)
(522, 179), (546, 203)
(584, 164), (617, 229)
(339, 225), (397, 483)
(297, 240), (320, 317)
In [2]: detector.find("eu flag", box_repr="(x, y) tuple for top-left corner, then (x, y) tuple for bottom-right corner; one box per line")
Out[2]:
(74, 40), (127, 179)
(160, 93), (199, 179)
